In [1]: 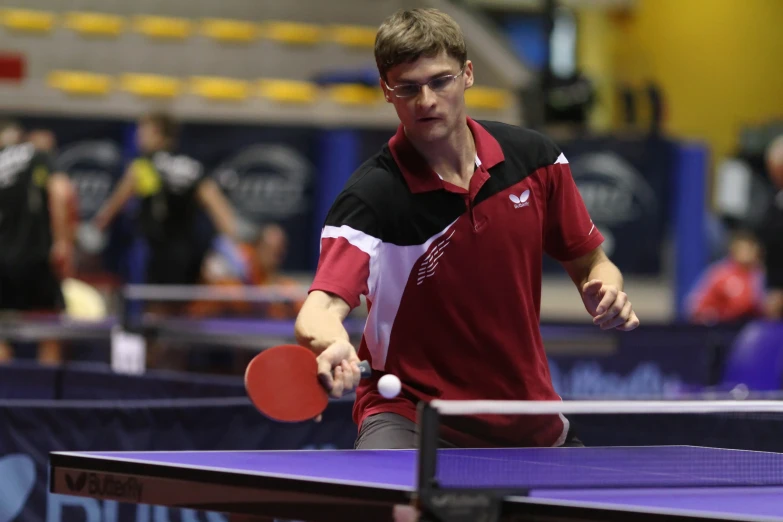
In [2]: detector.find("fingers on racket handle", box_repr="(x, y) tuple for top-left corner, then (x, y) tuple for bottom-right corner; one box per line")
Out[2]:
(358, 360), (372, 379)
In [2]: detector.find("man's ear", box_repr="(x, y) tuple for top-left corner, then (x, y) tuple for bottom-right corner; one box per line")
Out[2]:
(379, 77), (392, 102)
(463, 60), (474, 90)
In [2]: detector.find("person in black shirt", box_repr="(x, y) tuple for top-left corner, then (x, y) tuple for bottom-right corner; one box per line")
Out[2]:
(93, 112), (239, 290)
(0, 120), (75, 364)
(761, 135), (783, 319)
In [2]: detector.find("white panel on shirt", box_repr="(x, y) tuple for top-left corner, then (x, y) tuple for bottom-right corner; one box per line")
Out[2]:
(321, 220), (458, 370)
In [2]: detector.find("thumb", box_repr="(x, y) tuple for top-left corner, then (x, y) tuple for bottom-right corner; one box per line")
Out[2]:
(582, 279), (603, 296)
(316, 355), (334, 391)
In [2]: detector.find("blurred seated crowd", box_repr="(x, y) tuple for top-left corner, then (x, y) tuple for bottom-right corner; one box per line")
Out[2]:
(686, 135), (783, 326)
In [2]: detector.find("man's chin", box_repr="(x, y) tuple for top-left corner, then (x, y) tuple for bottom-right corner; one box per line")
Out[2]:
(409, 122), (450, 143)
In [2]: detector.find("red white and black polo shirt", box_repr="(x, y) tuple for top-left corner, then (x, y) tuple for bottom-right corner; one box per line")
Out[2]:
(310, 117), (603, 447)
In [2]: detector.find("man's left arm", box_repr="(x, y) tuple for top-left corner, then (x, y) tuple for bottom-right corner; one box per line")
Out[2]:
(196, 178), (238, 241)
(562, 246), (639, 331)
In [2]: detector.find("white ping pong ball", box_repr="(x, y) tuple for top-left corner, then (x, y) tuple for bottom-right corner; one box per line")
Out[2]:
(378, 374), (402, 399)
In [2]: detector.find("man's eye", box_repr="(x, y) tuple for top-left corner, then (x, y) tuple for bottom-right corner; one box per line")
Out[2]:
(429, 77), (451, 90)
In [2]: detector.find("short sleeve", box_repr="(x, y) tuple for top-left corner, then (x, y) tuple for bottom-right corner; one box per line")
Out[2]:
(543, 152), (604, 262)
(310, 192), (381, 309)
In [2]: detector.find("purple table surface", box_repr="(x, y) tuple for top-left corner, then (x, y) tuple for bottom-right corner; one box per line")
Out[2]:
(69, 446), (783, 519)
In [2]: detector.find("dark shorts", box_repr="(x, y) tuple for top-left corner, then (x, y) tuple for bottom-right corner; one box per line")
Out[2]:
(145, 241), (205, 286)
(355, 412), (584, 450)
(0, 261), (63, 312)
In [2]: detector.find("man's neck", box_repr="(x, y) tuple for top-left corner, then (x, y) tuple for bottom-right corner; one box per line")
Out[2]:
(408, 120), (476, 188)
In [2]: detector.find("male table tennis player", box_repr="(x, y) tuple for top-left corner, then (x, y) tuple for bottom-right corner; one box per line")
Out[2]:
(294, 8), (640, 449)
(93, 112), (239, 294)
(761, 135), (783, 319)
(0, 120), (75, 364)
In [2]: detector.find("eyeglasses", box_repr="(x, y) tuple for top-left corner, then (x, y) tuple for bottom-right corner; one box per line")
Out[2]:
(384, 69), (465, 98)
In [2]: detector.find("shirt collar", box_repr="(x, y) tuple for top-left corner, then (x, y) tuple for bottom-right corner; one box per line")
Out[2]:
(388, 117), (505, 193)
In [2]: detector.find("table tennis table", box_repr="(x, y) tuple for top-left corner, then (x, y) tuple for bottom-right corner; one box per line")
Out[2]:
(49, 445), (783, 522)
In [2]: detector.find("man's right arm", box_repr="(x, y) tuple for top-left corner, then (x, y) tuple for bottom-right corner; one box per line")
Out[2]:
(294, 290), (352, 354)
(296, 190), (380, 398)
(94, 165), (137, 230)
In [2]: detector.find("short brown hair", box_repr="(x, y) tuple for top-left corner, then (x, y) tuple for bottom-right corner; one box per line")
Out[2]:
(374, 8), (467, 81)
(140, 111), (179, 143)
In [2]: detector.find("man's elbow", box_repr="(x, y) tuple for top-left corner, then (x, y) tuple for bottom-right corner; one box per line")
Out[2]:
(48, 173), (74, 205)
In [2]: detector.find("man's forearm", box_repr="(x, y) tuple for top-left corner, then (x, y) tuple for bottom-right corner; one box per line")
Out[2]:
(48, 174), (72, 244)
(197, 181), (237, 240)
(294, 292), (352, 354)
(95, 171), (135, 230)
(49, 194), (70, 244)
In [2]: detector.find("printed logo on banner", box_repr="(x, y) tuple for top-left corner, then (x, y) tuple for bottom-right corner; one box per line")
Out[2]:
(213, 144), (312, 223)
(549, 360), (683, 397)
(569, 152), (659, 258)
(56, 141), (122, 220)
(0, 454), (36, 522)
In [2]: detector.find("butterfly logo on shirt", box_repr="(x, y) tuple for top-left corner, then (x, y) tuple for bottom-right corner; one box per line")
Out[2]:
(417, 229), (456, 285)
(509, 189), (530, 209)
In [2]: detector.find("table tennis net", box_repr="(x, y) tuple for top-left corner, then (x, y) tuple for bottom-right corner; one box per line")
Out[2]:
(424, 398), (783, 491)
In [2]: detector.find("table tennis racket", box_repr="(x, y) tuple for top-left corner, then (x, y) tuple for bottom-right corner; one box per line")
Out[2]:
(244, 344), (372, 423)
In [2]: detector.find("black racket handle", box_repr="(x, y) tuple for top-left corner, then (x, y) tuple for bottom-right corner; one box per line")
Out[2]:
(358, 360), (372, 379)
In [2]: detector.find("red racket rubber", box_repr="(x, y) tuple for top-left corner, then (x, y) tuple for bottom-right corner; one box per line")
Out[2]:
(245, 344), (371, 422)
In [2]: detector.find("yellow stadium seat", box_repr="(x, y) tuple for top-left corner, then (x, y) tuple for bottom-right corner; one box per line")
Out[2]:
(328, 25), (376, 48)
(120, 73), (181, 98)
(133, 15), (192, 40)
(1, 8), (55, 33)
(258, 79), (317, 104)
(465, 87), (511, 110)
(201, 18), (258, 43)
(64, 12), (124, 37)
(262, 21), (321, 45)
(327, 84), (379, 106)
(190, 76), (249, 101)
(47, 70), (112, 96)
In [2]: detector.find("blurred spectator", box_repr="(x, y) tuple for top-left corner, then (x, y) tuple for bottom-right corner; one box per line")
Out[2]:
(92, 112), (239, 295)
(0, 120), (75, 364)
(27, 129), (79, 245)
(760, 135), (783, 319)
(191, 223), (303, 319)
(27, 129), (57, 154)
(685, 230), (765, 326)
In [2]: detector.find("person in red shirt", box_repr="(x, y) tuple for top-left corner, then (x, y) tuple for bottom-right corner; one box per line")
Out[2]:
(294, 8), (639, 449)
(685, 231), (765, 325)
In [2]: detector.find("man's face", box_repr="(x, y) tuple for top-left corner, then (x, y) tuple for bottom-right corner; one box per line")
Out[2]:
(730, 238), (761, 267)
(136, 120), (166, 154)
(381, 53), (473, 144)
(768, 155), (783, 190)
(766, 137), (783, 190)
(0, 125), (23, 147)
